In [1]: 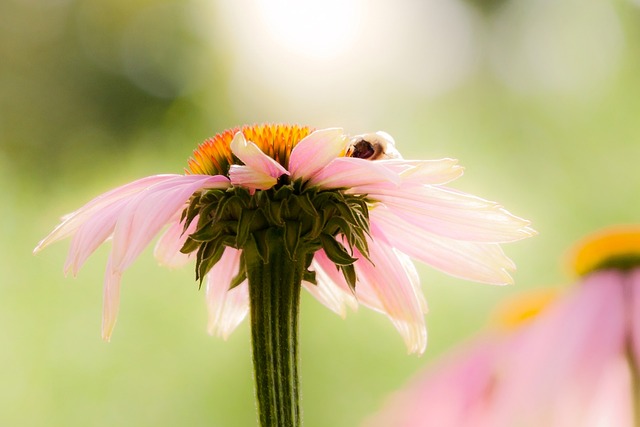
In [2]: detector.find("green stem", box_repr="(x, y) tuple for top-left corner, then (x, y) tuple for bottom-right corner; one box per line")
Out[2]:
(245, 232), (304, 427)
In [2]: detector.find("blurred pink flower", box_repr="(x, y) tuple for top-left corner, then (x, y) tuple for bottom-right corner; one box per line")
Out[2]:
(361, 289), (557, 427)
(34, 124), (534, 352)
(365, 226), (640, 427)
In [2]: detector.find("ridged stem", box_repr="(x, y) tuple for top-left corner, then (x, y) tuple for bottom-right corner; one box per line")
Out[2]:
(245, 232), (304, 427)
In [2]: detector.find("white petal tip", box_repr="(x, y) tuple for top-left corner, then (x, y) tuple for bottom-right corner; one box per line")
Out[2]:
(101, 326), (113, 342)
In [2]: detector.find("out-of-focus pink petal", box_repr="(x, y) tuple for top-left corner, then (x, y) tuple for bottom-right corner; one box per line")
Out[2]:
(153, 215), (198, 269)
(205, 248), (249, 339)
(102, 256), (121, 342)
(362, 336), (501, 427)
(34, 174), (178, 253)
(230, 131), (289, 179)
(378, 158), (464, 185)
(352, 236), (428, 355)
(308, 157), (401, 189)
(487, 271), (627, 427)
(363, 184), (535, 243)
(629, 268), (640, 368)
(578, 356), (632, 427)
(111, 175), (229, 273)
(229, 165), (278, 190)
(304, 257), (357, 317)
(371, 208), (516, 285)
(288, 128), (348, 180)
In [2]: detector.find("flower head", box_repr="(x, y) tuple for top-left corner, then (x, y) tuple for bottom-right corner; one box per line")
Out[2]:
(34, 123), (534, 352)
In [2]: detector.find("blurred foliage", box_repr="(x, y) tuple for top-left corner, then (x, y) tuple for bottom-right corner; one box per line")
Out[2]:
(2, 0), (640, 426)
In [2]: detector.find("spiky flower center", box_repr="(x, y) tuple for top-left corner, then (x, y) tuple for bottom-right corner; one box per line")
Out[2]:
(571, 226), (640, 276)
(187, 124), (314, 176)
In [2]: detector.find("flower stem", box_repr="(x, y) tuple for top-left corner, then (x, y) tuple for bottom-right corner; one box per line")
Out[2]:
(245, 231), (304, 427)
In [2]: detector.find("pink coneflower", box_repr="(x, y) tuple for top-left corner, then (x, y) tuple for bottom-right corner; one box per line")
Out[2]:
(482, 226), (640, 427)
(34, 124), (534, 426)
(367, 226), (640, 427)
(362, 289), (559, 427)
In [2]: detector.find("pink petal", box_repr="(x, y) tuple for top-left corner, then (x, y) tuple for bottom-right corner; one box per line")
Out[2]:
(363, 336), (501, 427)
(153, 215), (198, 269)
(205, 248), (249, 339)
(371, 208), (516, 285)
(629, 268), (640, 367)
(488, 271), (627, 426)
(229, 165), (278, 190)
(378, 158), (464, 185)
(102, 256), (121, 342)
(364, 183), (535, 243)
(310, 249), (356, 297)
(230, 131), (289, 179)
(352, 237), (428, 355)
(313, 242), (427, 354)
(64, 197), (131, 276)
(110, 175), (229, 273)
(308, 157), (401, 189)
(304, 256), (357, 317)
(288, 128), (348, 180)
(34, 174), (178, 253)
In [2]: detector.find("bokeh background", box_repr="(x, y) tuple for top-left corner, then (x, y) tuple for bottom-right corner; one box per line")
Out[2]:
(2, 0), (640, 425)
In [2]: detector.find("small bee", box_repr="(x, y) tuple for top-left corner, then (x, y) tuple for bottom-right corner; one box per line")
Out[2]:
(346, 131), (402, 160)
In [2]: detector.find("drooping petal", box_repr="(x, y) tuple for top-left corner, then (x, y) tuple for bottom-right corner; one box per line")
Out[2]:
(378, 158), (464, 185)
(308, 157), (401, 189)
(34, 174), (178, 253)
(288, 128), (348, 180)
(64, 197), (131, 276)
(110, 175), (229, 273)
(205, 248), (249, 339)
(153, 215), (198, 269)
(102, 256), (122, 342)
(353, 236), (428, 355)
(304, 256), (358, 318)
(371, 208), (516, 285)
(313, 241), (427, 354)
(362, 183), (535, 243)
(230, 131), (289, 180)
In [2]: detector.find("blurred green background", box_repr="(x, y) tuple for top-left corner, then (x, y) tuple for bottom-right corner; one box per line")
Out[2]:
(3, 0), (640, 425)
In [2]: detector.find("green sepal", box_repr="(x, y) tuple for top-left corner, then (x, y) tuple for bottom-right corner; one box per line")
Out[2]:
(229, 256), (247, 290)
(274, 185), (293, 201)
(339, 263), (357, 293)
(297, 192), (318, 217)
(262, 198), (284, 227)
(195, 241), (226, 284)
(251, 230), (271, 264)
(302, 269), (317, 285)
(180, 237), (201, 255)
(236, 209), (257, 248)
(319, 234), (358, 266)
(284, 221), (302, 260)
(189, 220), (235, 242)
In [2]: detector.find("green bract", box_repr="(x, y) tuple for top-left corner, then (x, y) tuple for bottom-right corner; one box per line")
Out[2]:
(180, 179), (372, 293)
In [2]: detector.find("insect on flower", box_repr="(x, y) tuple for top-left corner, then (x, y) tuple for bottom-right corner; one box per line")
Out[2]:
(346, 131), (402, 160)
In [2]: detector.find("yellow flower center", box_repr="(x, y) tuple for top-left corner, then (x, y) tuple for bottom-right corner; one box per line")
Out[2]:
(490, 289), (560, 329)
(187, 124), (314, 176)
(569, 225), (640, 276)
